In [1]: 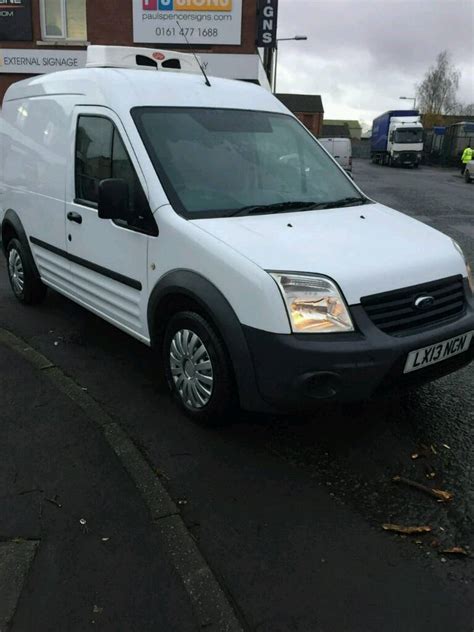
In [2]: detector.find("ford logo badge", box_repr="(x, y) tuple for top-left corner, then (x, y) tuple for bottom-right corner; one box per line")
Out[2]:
(414, 295), (435, 310)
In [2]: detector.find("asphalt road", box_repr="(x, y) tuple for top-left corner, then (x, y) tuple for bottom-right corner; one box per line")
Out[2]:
(1, 159), (473, 631)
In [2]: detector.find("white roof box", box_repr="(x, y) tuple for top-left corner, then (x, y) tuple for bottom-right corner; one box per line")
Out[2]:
(86, 45), (202, 74)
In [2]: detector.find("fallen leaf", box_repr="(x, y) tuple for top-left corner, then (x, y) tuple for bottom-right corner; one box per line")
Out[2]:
(411, 453), (420, 460)
(432, 488), (454, 502)
(442, 443), (451, 450)
(382, 523), (432, 535)
(92, 605), (103, 614)
(431, 444), (438, 455)
(441, 546), (468, 556)
(392, 476), (453, 502)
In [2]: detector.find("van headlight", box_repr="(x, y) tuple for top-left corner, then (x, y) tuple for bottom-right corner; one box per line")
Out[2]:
(452, 240), (474, 293)
(270, 273), (354, 333)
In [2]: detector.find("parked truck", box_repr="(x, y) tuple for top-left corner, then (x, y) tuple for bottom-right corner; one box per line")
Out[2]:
(371, 110), (423, 167)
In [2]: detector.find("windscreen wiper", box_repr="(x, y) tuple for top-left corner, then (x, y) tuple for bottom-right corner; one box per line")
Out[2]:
(315, 196), (370, 210)
(230, 197), (370, 217)
(229, 201), (319, 217)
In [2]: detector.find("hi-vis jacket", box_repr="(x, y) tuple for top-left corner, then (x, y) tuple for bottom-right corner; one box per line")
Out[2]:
(461, 147), (473, 163)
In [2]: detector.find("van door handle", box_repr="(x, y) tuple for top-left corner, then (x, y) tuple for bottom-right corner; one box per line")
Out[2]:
(67, 211), (82, 224)
(334, 155), (340, 158)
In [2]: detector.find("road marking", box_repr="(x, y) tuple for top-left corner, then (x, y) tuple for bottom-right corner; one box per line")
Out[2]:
(0, 328), (244, 632)
(0, 541), (38, 629)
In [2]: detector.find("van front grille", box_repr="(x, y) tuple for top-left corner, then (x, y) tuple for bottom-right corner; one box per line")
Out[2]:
(361, 276), (466, 336)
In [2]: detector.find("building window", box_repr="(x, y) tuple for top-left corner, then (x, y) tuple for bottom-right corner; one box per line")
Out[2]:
(41, 0), (87, 41)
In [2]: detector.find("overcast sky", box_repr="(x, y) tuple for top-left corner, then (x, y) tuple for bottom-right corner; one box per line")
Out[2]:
(275, 0), (474, 129)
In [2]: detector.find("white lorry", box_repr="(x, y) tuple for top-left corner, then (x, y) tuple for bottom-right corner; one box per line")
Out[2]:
(371, 110), (424, 167)
(1, 46), (473, 423)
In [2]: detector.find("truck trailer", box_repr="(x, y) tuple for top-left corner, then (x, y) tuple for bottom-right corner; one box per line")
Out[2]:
(371, 110), (423, 167)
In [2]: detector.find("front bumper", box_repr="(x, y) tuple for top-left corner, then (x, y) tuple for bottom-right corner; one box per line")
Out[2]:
(242, 282), (474, 412)
(392, 152), (421, 165)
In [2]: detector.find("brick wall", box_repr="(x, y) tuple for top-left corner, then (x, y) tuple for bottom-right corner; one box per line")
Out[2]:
(1, 0), (258, 101)
(295, 112), (324, 137)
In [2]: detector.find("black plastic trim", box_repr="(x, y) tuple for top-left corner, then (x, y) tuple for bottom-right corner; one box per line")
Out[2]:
(1, 210), (42, 281)
(29, 237), (142, 291)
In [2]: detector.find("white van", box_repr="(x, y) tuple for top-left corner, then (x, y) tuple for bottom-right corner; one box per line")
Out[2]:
(318, 137), (352, 173)
(1, 46), (473, 423)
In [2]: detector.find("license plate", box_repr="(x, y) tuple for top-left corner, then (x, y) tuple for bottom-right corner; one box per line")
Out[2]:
(404, 332), (473, 374)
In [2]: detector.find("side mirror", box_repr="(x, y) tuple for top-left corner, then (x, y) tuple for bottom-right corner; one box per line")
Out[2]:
(98, 179), (130, 221)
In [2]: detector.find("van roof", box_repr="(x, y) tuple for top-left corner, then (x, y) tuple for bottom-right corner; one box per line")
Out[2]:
(3, 68), (287, 117)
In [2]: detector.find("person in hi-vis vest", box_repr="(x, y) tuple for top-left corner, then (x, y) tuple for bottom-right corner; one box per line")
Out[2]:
(461, 145), (473, 175)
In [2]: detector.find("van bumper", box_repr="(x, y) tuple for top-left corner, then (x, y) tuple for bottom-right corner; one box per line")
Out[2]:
(242, 293), (474, 412)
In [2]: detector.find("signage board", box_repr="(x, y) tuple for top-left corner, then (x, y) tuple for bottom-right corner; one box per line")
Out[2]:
(257, 0), (278, 47)
(133, 0), (242, 45)
(0, 0), (33, 41)
(0, 49), (270, 87)
(0, 49), (87, 74)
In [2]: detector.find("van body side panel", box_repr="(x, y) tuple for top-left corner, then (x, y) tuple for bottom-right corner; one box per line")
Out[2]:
(2, 96), (73, 286)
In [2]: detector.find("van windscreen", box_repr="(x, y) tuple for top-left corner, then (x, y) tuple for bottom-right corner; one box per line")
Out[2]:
(132, 107), (362, 219)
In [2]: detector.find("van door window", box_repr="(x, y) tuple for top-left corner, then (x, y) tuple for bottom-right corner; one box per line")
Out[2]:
(75, 116), (113, 204)
(75, 115), (157, 235)
(111, 130), (156, 234)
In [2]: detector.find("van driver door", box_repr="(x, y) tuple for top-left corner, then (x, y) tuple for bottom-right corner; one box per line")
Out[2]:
(65, 106), (158, 343)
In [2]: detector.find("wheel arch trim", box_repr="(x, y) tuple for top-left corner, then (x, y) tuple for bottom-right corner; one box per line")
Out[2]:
(1, 209), (41, 280)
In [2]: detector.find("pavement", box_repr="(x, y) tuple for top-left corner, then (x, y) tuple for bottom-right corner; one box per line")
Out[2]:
(0, 335), (201, 632)
(1, 159), (474, 631)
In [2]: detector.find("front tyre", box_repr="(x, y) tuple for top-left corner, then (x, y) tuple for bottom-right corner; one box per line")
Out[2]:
(163, 311), (235, 425)
(6, 238), (46, 305)
(465, 169), (472, 183)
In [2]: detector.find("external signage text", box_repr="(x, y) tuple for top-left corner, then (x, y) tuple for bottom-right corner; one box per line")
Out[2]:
(257, 0), (278, 47)
(0, 49), (87, 74)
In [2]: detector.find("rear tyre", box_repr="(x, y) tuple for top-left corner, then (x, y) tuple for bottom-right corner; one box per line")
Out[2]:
(163, 311), (235, 425)
(6, 238), (46, 305)
(465, 169), (471, 183)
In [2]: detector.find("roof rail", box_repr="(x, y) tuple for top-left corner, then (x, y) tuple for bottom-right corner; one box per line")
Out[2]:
(86, 45), (202, 74)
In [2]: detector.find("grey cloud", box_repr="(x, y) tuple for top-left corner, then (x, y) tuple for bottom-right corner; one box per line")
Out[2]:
(276, 0), (474, 122)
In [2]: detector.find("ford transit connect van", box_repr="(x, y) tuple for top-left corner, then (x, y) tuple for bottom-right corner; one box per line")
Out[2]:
(1, 46), (473, 423)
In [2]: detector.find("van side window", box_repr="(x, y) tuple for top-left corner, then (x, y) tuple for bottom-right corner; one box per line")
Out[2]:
(111, 130), (155, 233)
(75, 116), (113, 204)
(75, 115), (157, 235)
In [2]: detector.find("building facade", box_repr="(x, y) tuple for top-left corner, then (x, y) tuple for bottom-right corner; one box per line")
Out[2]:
(322, 119), (362, 140)
(0, 0), (269, 102)
(275, 93), (324, 136)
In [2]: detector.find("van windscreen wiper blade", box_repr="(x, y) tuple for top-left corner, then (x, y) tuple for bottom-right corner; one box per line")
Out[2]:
(229, 201), (319, 217)
(315, 196), (369, 210)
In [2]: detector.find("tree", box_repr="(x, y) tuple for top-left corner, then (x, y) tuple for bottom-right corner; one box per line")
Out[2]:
(416, 51), (460, 114)
(455, 103), (474, 116)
